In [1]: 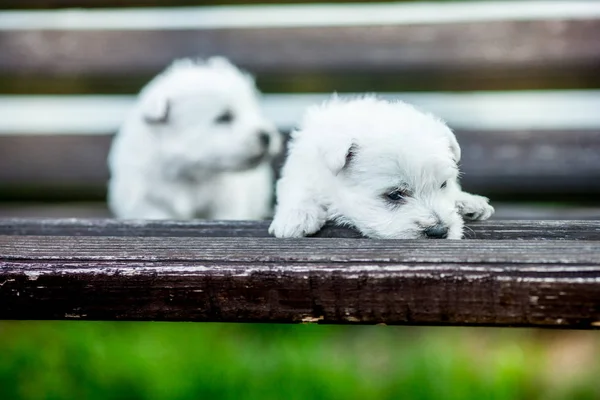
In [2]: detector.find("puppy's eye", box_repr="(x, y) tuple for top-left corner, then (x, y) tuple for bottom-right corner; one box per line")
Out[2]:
(215, 110), (234, 124)
(441, 181), (447, 189)
(386, 189), (407, 202)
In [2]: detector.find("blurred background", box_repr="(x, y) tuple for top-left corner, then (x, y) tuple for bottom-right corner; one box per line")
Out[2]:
(0, 322), (599, 400)
(1, 0), (600, 399)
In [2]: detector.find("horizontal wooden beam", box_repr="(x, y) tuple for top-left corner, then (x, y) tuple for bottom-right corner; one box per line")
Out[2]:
(4, 68), (600, 95)
(0, 203), (112, 219)
(2, 219), (600, 241)
(1, 128), (600, 199)
(2, 204), (600, 221)
(0, 234), (599, 327)
(1, 3), (599, 83)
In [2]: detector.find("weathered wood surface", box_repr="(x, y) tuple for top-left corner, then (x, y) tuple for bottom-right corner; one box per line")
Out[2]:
(2, 128), (600, 199)
(3, 67), (598, 95)
(0, 204), (112, 219)
(2, 11), (599, 86)
(1, 219), (600, 241)
(4, 21), (599, 75)
(0, 235), (599, 327)
(2, 204), (600, 221)
(0, 135), (111, 187)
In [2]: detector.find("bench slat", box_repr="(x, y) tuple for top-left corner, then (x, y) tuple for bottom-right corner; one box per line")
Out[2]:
(2, 204), (599, 221)
(3, 22), (598, 75)
(3, 235), (600, 261)
(0, 235), (599, 327)
(2, 4), (599, 85)
(1, 128), (600, 199)
(1, 219), (600, 240)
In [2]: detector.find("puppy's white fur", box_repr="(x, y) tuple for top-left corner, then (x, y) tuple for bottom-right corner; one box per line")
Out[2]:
(269, 96), (494, 239)
(108, 57), (281, 220)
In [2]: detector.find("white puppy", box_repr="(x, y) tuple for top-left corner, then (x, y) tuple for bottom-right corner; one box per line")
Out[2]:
(269, 96), (494, 239)
(108, 57), (281, 220)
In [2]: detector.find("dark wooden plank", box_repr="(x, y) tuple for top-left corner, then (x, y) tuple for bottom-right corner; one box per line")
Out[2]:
(0, 135), (111, 186)
(2, 128), (600, 200)
(1, 204), (599, 221)
(4, 69), (600, 95)
(1, 219), (600, 241)
(0, 204), (111, 218)
(4, 235), (600, 262)
(3, 4), (600, 93)
(492, 205), (600, 221)
(2, 20), (599, 81)
(457, 129), (600, 196)
(0, 235), (599, 327)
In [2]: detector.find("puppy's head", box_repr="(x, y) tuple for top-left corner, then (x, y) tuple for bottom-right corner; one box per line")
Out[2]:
(136, 57), (281, 173)
(302, 96), (464, 239)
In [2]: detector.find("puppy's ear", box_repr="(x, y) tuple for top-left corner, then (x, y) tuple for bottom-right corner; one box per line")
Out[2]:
(206, 56), (234, 70)
(321, 136), (356, 175)
(141, 95), (170, 125)
(447, 130), (461, 163)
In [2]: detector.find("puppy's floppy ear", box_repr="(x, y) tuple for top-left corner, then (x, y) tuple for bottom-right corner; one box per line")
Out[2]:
(321, 135), (356, 175)
(141, 94), (170, 125)
(206, 56), (235, 70)
(447, 130), (461, 163)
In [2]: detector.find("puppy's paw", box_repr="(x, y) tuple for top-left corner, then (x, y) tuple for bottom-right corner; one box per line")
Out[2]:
(457, 193), (494, 221)
(269, 208), (327, 238)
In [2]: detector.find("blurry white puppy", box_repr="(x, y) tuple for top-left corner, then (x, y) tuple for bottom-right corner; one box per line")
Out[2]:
(269, 96), (494, 239)
(108, 57), (281, 220)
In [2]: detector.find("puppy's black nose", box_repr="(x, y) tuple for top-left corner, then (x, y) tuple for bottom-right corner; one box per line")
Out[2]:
(258, 131), (271, 148)
(424, 224), (449, 239)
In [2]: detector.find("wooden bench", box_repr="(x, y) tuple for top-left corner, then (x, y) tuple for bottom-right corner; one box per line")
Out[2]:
(0, 219), (599, 328)
(0, 2), (599, 329)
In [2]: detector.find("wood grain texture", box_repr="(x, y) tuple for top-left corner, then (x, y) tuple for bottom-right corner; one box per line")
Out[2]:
(0, 235), (599, 327)
(0, 204), (112, 219)
(4, 69), (600, 95)
(1, 204), (599, 220)
(2, 20), (599, 78)
(1, 219), (600, 241)
(1, 129), (600, 200)
(0, 134), (112, 186)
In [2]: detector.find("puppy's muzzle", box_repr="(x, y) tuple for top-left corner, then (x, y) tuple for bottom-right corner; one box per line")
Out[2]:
(424, 224), (449, 239)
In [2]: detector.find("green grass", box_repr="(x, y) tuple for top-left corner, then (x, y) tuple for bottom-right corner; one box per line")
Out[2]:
(0, 322), (598, 400)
